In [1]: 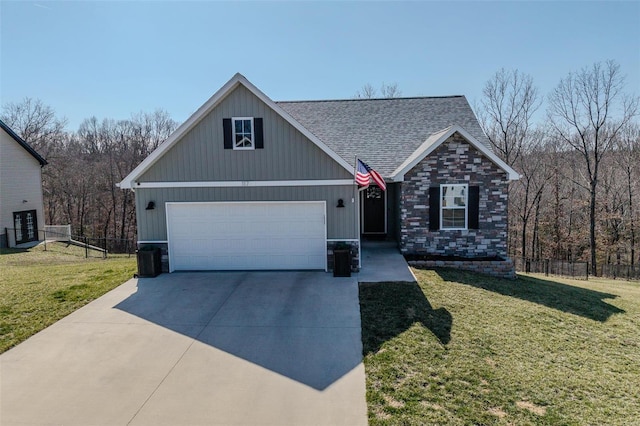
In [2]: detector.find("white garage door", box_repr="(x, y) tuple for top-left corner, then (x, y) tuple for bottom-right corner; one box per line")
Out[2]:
(166, 201), (326, 271)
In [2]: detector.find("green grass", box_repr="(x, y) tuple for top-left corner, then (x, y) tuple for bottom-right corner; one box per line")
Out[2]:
(360, 269), (640, 425)
(0, 243), (136, 353)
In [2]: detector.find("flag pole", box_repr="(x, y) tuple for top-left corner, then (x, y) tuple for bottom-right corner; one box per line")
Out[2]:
(354, 156), (362, 269)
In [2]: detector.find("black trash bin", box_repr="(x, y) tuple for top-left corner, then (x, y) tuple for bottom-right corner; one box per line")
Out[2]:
(137, 246), (162, 278)
(333, 249), (352, 277)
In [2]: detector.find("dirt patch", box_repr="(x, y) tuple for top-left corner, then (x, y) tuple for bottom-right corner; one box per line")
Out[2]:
(516, 400), (547, 416)
(421, 401), (444, 411)
(384, 395), (405, 409)
(488, 407), (508, 418)
(374, 407), (391, 420)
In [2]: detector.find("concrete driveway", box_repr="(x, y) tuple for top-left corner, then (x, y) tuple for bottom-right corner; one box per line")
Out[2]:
(1, 271), (367, 426)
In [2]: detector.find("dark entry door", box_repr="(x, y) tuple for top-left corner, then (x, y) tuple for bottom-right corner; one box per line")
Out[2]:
(14, 210), (38, 245)
(362, 186), (385, 234)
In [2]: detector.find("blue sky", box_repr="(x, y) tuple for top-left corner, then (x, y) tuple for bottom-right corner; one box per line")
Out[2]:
(1, 1), (639, 130)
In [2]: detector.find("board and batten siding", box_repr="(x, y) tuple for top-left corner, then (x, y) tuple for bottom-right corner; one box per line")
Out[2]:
(136, 186), (358, 241)
(0, 128), (45, 243)
(138, 84), (352, 183)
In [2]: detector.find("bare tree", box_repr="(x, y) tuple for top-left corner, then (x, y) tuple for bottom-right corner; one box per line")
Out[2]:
(510, 127), (553, 261)
(616, 122), (640, 265)
(478, 69), (541, 166)
(355, 83), (377, 99)
(380, 82), (402, 98)
(355, 82), (402, 99)
(548, 60), (639, 275)
(1, 97), (67, 158)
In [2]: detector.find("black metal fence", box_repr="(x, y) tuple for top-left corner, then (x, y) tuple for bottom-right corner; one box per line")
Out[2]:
(2, 227), (134, 258)
(514, 258), (589, 280)
(600, 264), (640, 281)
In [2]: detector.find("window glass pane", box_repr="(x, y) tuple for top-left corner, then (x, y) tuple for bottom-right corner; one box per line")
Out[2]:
(243, 120), (252, 133)
(235, 120), (242, 133)
(442, 208), (465, 228)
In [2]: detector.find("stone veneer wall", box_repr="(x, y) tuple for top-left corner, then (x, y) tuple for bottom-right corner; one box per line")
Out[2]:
(400, 132), (509, 259)
(408, 259), (516, 279)
(327, 241), (360, 272)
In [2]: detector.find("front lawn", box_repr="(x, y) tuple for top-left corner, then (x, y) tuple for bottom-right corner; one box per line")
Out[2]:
(360, 269), (640, 425)
(0, 243), (136, 353)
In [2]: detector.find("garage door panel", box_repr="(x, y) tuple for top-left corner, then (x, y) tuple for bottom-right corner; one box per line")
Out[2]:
(167, 202), (326, 271)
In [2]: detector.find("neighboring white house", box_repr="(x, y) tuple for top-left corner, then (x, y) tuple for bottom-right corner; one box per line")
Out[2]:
(0, 119), (47, 248)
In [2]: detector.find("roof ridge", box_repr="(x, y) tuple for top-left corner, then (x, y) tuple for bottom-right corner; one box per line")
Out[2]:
(276, 95), (465, 104)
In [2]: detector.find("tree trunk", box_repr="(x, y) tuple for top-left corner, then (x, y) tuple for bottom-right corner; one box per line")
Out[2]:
(590, 181), (598, 276)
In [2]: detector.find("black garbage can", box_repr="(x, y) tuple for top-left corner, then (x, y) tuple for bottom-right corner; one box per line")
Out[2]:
(333, 249), (352, 277)
(137, 246), (162, 278)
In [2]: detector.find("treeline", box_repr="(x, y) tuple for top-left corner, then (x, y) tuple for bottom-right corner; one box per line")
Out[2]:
(1, 98), (177, 244)
(478, 61), (639, 273)
(3, 60), (639, 274)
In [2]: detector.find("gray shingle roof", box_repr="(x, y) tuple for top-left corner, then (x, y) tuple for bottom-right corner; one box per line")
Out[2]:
(277, 96), (489, 177)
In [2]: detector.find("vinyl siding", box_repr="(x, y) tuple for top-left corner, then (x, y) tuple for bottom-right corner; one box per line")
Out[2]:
(139, 85), (351, 183)
(0, 128), (45, 243)
(135, 186), (358, 241)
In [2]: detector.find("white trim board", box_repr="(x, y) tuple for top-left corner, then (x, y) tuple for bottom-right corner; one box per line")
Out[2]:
(134, 179), (355, 189)
(390, 124), (520, 181)
(118, 73), (354, 189)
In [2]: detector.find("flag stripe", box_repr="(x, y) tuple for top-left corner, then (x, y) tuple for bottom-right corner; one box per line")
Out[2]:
(355, 159), (386, 191)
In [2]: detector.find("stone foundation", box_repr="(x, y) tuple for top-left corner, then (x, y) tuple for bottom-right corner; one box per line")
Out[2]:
(327, 241), (360, 272)
(408, 258), (516, 279)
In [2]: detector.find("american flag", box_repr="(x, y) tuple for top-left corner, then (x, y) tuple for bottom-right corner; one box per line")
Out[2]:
(356, 159), (386, 191)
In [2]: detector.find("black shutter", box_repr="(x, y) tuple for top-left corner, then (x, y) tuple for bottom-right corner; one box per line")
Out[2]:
(254, 118), (264, 149)
(429, 187), (440, 231)
(223, 118), (232, 149)
(468, 186), (480, 229)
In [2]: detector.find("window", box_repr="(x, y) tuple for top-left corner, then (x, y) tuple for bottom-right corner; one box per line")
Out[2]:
(232, 117), (254, 150)
(440, 184), (467, 229)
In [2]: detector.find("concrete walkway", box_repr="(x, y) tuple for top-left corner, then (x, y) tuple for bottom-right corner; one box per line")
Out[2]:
(1, 272), (367, 426)
(357, 240), (417, 283)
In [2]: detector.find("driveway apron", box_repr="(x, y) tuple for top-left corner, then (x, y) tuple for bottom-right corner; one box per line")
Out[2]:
(1, 271), (367, 426)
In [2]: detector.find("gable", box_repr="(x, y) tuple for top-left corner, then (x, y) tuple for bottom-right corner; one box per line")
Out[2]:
(392, 125), (519, 181)
(119, 74), (354, 189)
(138, 84), (352, 183)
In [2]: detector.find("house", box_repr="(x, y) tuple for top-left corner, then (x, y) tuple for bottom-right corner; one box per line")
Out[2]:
(119, 73), (519, 277)
(0, 119), (48, 248)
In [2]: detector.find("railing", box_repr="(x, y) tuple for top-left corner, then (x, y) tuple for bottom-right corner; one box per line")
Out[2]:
(2, 227), (134, 258)
(44, 225), (72, 242)
(514, 258), (589, 280)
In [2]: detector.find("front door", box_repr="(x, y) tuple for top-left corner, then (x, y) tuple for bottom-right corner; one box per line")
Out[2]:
(362, 186), (386, 235)
(14, 210), (38, 245)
